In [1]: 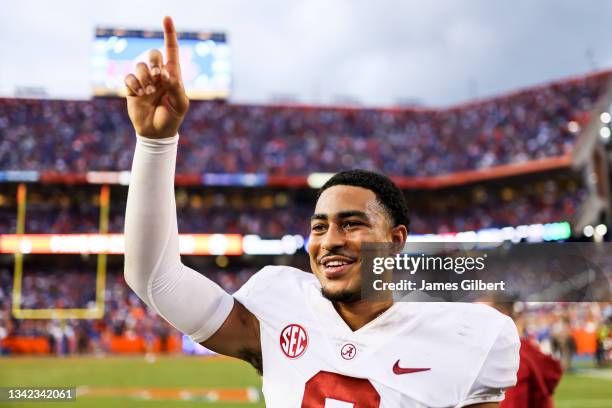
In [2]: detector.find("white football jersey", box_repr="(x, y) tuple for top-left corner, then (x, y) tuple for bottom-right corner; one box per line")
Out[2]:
(233, 265), (520, 408)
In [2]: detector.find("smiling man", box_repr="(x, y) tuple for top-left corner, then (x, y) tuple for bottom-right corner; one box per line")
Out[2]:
(308, 173), (409, 329)
(123, 16), (520, 408)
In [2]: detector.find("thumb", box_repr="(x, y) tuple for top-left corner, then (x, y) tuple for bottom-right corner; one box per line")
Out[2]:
(161, 67), (189, 115)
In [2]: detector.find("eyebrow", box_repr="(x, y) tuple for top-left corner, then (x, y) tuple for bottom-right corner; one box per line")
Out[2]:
(310, 210), (370, 222)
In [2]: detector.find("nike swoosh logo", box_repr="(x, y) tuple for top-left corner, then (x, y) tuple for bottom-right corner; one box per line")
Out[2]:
(393, 360), (431, 375)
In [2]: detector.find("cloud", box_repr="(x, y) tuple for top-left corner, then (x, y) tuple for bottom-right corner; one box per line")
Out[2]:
(2, 0), (612, 105)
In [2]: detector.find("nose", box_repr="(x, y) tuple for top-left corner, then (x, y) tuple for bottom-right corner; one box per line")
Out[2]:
(320, 223), (346, 252)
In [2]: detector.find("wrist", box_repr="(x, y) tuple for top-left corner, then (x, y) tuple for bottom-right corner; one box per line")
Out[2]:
(136, 134), (179, 145)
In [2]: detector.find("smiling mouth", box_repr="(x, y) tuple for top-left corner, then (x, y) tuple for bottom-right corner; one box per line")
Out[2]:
(320, 258), (357, 279)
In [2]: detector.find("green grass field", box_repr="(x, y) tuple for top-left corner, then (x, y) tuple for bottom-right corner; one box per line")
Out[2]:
(1, 355), (611, 407)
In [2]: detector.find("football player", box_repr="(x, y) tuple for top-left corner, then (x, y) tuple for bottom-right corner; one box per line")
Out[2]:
(123, 16), (520, 407)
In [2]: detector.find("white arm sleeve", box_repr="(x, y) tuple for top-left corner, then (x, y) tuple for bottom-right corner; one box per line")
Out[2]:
(124, 134), (234, 343)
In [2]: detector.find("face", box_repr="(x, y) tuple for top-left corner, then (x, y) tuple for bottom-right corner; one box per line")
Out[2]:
(308, 185), (407, 303)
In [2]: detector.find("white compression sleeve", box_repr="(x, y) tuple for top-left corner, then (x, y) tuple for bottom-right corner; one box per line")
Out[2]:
(124, 134), (234, 343)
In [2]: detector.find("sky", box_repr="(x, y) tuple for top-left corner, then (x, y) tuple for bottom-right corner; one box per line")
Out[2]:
(2, 0), (612, 107)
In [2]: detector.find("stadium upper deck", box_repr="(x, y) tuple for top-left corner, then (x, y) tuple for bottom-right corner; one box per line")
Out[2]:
(0, 70), (609, 178)
(0, 172), (586, 236)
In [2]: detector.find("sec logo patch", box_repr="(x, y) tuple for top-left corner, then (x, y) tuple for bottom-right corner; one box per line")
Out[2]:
(280, 324), (308, 359)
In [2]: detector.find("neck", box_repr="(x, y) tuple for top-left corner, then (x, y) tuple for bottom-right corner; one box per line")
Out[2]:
(333, 298), (393, 331)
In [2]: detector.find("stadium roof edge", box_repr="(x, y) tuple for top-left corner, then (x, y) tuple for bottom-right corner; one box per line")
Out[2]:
(1, 69), (611, 112)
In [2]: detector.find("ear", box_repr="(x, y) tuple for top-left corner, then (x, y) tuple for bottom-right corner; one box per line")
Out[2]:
(391, 224), (408, 248)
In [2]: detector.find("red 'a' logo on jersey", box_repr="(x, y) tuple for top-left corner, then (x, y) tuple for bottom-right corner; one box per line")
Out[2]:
(280, 324), (308, 359)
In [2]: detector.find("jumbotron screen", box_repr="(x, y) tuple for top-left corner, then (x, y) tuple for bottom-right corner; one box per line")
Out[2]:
(91, 27), (231, 99)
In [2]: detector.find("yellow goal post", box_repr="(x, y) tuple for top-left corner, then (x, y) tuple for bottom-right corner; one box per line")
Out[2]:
(11, 183), (109, 320)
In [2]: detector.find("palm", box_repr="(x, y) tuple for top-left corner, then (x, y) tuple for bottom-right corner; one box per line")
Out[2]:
(153, 102), (180, 135)
(127, 93), (183, 138)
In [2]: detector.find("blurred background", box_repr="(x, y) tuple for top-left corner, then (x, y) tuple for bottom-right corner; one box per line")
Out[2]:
(1, 1), (611, 407)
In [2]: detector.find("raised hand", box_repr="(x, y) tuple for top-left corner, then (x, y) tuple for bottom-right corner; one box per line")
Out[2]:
(125, 16), (189, 139)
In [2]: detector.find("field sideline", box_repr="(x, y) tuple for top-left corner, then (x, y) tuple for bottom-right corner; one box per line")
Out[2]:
(1, 355), (611, 407)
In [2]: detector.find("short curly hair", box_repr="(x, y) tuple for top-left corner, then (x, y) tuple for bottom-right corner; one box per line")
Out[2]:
(317, 169), (410, 231)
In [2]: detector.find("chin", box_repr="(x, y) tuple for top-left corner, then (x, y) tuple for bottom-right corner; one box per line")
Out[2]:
(321, 285), (361, 303)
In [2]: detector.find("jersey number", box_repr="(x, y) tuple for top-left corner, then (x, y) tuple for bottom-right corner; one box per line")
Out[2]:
(301, 371), (381, 407)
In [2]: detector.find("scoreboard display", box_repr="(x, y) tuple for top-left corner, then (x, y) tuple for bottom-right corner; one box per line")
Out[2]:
(91, 27), (231, 100)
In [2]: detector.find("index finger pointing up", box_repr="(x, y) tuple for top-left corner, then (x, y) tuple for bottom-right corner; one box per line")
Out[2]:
(163, 16), (179, 65)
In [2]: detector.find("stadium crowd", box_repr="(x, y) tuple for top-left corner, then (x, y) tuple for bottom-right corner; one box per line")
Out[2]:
(0, 176), (587, 236)
(0, 71), (609, 177)
(0, 70), (609, 364)
(519, 302), (612, 370)
(0, 267), (253, 355)
(1, 266), (611, 364)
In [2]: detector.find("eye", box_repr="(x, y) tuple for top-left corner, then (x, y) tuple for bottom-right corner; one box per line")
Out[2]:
(343, 220), (362, 228)
(311, 223), (327, 232)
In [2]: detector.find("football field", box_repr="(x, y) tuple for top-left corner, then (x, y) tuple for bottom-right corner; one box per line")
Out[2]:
(1, 355), (611, 407)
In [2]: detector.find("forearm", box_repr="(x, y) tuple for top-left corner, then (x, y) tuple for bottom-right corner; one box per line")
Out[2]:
(124, 135), (181, 296)
(123, 134), (233, 342)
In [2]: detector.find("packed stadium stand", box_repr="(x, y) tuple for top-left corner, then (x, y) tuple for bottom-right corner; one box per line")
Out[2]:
(2, 265), (611, 360)
(0, 171), (589, 236)
(0, 71), (610, 176)
(0, 70), (611, 360)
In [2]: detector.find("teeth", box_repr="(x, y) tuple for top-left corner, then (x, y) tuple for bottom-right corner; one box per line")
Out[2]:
(325, 261), (348, 267)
